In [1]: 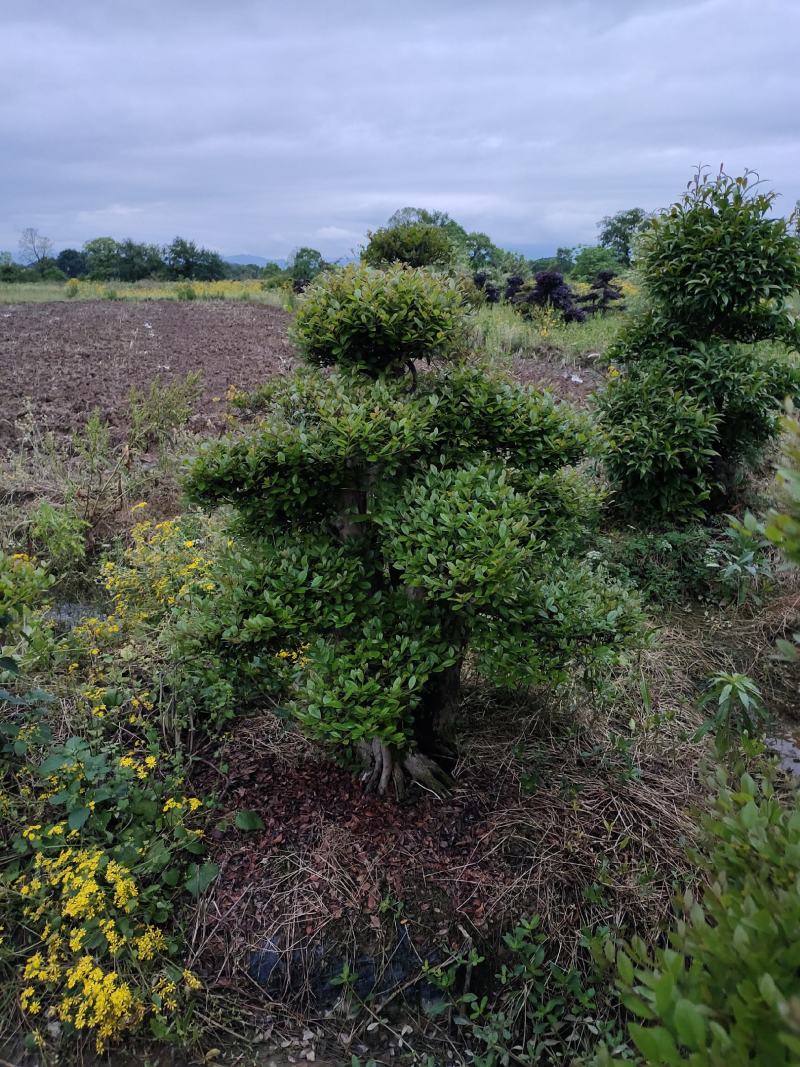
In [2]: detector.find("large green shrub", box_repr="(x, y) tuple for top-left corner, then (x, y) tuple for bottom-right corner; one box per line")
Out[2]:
(186, 266), (641, 794)
(362, 221), (456, 270)
(599, 170), (800, 519)
(609, 772), (800, 1066)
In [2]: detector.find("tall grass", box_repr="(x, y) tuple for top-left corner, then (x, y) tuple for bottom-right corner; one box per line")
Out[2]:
(470, 302), (624, 365)
(0, 278), (289, 307)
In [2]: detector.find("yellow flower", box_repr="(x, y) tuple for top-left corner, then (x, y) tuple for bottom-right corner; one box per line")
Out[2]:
(182, 969), (202, 990)
(134, 926), (166, 961)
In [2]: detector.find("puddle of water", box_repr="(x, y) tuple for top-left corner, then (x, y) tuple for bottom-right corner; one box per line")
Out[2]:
(767, 735), (800, 775)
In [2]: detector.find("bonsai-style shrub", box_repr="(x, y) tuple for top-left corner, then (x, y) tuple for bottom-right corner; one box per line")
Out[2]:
(575, 270), (626, 316)
(362, 222), (455, 270)
(512, 271), (586, 323)
(186, 264), (640, 795)
(599, 169), (800, 519)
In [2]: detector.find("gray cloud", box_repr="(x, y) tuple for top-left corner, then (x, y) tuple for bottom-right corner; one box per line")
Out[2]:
(2, 0), (797, 259)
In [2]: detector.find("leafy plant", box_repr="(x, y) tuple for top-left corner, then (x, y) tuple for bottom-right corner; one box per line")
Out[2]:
(609, 771), (800, 1066)
(127, 373), (202, 452)
(290, 262), (467, 374)
(427, 917), (627, 1065)
(705, 513), (773, 606)
(29, 500), (89, 574)
(766, 403), (800, 659)
(695, 672), (767, 741)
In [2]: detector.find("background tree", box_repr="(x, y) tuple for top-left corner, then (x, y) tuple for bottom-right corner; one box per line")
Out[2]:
(186, 264), (639, 796)
(115, 239), (165, 282)
(164, 237), (226, 281)
(83, 237), (121, 280)
(289, 247), (328, 291)
(530, 247), (575, 276)
(599, 169), (800, 519)
(0, 251), (24, 282)
(18, 227), (53, 266)
(597, 207), (648, 265)
(55, 249), (87, 278)
(386, 206), (468, 254)
(571, 244), (622, 281)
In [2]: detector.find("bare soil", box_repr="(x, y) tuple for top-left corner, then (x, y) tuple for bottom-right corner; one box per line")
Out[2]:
(0, 300), (298, 448)
(0, 300), (604, 451)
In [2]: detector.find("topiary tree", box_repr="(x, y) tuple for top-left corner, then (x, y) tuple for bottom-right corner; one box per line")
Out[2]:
(512, 271), (586, 323)
(362, 222), (455, 270)
(186, 263), (640, 796)
(575, 270), (626, 317)
(598, 169), (800, 520)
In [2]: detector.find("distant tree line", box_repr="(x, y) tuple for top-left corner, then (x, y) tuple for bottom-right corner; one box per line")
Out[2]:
(1, 208), (650, 290)
(360, 205), (651, 297)
(0, 230), (291, 284)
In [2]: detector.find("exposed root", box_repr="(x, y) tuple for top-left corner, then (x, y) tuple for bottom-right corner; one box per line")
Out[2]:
(359, 740), (453, 799)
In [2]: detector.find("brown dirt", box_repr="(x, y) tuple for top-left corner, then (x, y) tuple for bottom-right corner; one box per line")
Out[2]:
(0, 301), (605, 452)
(0, 300), (298, 448)
(509, 356), (604, 407)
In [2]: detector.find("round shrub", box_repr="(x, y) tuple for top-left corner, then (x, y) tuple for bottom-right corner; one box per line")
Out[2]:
(362, 221), (455, 270)
(290, 263), (467, 374)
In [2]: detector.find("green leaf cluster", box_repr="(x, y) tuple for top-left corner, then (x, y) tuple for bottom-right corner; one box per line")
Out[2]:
(611, 772), (800, 1066)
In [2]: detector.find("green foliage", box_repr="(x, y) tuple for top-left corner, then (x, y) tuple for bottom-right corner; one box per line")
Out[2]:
(600, 368), (720, 519)
(766, 405), (800, 659)
(362, 222), (456, 270)
(290, 263), (468, 374)
(0, 551), (55, 670)
(589, 527), (714, 606)
(127, 373), (202, 452)
(571, 246), (623, 282)
(428, 916), (626, 1065)
(695, 672), (767, 740)
(164, 236), (226, 281)
(289, 246), (329, 289)
(599, 170), (800, 520)
(704, 513), (773, 607)
(611, 772), (800, 1066)
(632, 171), (800, 349)
(29, 500), (89, 574)
(767, 404), (800, 566)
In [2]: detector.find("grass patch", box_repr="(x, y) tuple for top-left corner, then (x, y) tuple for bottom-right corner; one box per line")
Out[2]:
(0, 279), (289, 306)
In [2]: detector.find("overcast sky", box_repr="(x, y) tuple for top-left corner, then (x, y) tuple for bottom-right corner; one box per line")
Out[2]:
(2, 0), (798, 260)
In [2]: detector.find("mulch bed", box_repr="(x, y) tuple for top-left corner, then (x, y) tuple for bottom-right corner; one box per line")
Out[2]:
(0, 300), (298, 448)
(189, 708), (694, 993)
